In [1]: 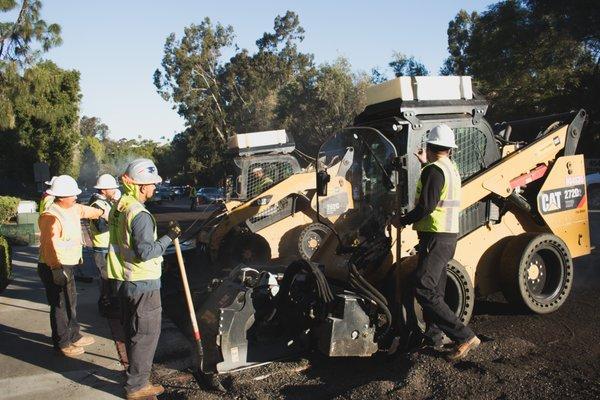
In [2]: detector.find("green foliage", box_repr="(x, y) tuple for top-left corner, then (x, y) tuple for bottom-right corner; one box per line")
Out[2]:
(277, 57), (369, 155)
(80, 115), (109, 140)
(443, 1), (598, 122)
(0, 235), (11, 291)
(0, 61), (81, 181)
(389, 52), (429, 76)
(0, 0), (62, 66)
(0, 196), (20, 223)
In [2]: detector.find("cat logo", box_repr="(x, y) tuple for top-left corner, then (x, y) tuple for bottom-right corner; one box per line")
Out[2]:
(540, 191), (562, 213)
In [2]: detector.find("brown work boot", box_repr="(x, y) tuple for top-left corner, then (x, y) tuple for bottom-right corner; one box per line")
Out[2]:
(72, 336), (95, 347)
(60, 344), (85, 357)
(126, 383), (165, 399)
(448, 335), (481, 361)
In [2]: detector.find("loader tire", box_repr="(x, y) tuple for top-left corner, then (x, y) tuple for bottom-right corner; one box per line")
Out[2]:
(224, 232), (271, 268)
(500, 233), (573, 314)
(402, 259), (475, 333)
(298, 223), (331, 261)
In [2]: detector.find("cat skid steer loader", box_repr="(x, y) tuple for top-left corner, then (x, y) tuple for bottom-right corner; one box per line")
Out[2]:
(195, 76), (590, 374)
(196, 129), (330, 268)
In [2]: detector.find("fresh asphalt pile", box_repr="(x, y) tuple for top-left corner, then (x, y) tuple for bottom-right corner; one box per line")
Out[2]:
(153, 201), (600, 400)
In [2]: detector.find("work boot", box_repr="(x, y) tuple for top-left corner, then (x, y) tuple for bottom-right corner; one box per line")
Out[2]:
(448, 335), (481, 361)
(60, 344), (85, 357)
(72, 336), (95, 347)
(126, 383), (165, 399)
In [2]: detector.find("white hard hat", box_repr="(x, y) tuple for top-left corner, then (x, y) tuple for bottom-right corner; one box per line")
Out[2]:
(44, 176), (58, 186)
(124, 158), (162, 185)
(251, 167), (263, 173)
(94, 174), (119, 189)
(426, 124), (457, 149)
(46, 175), (82, 197)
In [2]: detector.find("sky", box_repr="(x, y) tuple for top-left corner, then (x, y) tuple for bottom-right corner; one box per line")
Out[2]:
(36, 0), (496, 142)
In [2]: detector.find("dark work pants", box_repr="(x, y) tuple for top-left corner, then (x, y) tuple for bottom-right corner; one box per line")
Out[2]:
(120, 289), (162, 393)
(411, 232), (474, 344)
(37, 263), (83, 349)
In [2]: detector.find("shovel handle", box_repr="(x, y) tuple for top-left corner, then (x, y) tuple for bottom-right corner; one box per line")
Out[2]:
(173, 237), (201, 341)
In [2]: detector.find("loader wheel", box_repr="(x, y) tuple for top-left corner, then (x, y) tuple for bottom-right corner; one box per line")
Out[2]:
(403, 259), (475, 333)
(500, 233), (573, 314)
(227, 233), (271, 267)
(298, 223), (332, 261)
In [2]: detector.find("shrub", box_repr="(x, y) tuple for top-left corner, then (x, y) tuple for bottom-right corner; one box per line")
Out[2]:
(0, 196), (20, 223)
(0, 235), (11, 291)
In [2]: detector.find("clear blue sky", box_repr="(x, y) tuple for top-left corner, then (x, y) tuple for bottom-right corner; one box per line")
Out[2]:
(39, 1), (495, 141)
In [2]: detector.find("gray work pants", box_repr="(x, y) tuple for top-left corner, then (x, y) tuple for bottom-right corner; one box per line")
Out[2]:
(120, 289), (162, 393)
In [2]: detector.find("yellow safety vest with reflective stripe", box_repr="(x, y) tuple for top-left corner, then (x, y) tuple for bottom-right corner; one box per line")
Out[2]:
(413, 157), (461, 233)
(39, 195), (54, 213)
(39, 203), (83, 265)
(107, 195), (162, 281)
(89, 197), (111, 249)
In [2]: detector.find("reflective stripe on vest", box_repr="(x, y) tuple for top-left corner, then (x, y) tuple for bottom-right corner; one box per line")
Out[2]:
(413, 157), (461, 233)
(39, 203), (83, 265)
(107, 195), (162, 281)
(89, 198), (111, 249)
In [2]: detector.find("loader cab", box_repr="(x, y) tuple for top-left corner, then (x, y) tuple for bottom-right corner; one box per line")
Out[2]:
(225, 129), (301, 201)
(316, 76), (504, 240)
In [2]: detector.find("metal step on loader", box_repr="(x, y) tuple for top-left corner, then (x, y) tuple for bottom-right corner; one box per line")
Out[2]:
(195, 76), (590, 374)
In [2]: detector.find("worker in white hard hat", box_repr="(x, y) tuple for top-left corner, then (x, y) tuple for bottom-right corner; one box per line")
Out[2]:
(251, 166), (273, 196)
(39, 176), (58, 212)
(38, 175), (105, 358)
(106, 159), (181, 400)
(88, 174), (120, 317)
(393, 123), (480, 360)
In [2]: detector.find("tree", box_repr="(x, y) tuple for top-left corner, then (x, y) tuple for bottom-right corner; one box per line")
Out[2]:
(389, 52), (429, 77)
(277, 58), (369, 155)
(443, 1), (598, 120)
(80, 115), (109, 140)
(0, 0), (62, 66)
(0, 61), (81, 181)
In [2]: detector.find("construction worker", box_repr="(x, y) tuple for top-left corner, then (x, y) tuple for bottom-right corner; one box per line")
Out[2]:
(188, 183), (196, 209)
(88, 174), (120, 317)
(38, 175), (105, 357)
(39, 176), (57, 212)
(251, 166), (273, 196)
(394, 124), (480, 360)
(107, 158), (181, 400)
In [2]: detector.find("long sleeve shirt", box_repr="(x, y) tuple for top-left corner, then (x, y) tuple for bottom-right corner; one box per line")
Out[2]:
(39, 204), (103, 269)
(399, 165), (445, 226)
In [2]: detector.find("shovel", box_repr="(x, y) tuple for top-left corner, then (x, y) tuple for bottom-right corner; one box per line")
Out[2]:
(172, 236), (226, 392)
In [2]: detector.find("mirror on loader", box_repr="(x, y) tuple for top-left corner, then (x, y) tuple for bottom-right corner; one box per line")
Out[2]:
(315, 127), (398, 242)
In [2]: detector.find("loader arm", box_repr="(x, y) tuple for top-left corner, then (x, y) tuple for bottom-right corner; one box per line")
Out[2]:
(209, 171), (316, 260)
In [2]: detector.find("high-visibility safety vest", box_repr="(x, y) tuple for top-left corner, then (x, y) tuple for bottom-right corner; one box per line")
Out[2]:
(413, 156), (461, 233)
(89, 197), (111, 249)
(107, 195), (162, 281)
(39, 203), (83, 265)
(39, 195), (54, 213)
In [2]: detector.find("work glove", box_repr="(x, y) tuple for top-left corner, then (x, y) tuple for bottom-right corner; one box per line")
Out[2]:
(167, 220), (182, 240)
(51, 267), (69, 287)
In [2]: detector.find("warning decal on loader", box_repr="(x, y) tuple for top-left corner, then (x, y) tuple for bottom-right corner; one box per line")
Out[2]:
(537, 185), (586, 214)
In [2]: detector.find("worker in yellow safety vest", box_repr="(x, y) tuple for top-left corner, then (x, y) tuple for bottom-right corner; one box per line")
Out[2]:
(394, 124), (480, 361)
(88, 174), (121, 317)
(107, 158), (181, 400)
(38, 175), (105, 357)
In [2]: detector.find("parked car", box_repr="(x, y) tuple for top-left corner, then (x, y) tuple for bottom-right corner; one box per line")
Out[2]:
(192, 187), (224, 210)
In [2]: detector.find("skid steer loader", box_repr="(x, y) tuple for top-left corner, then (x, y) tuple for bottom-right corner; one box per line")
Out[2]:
(196, 129), (331, 268)
(195, 76), (590, 374)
